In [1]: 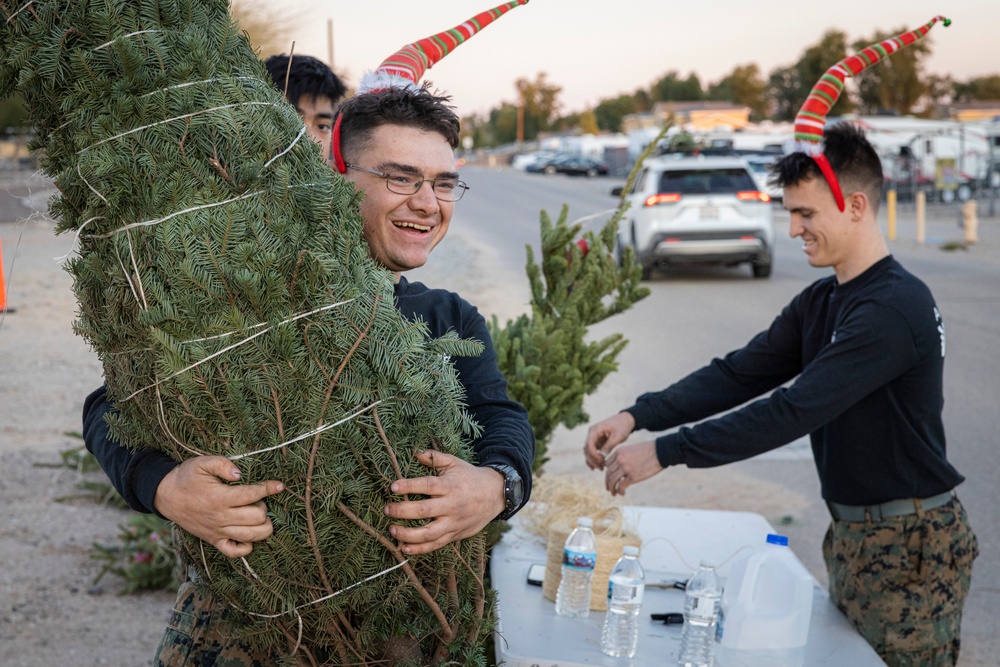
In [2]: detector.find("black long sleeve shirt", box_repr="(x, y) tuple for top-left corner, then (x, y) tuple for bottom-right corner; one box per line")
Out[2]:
(625, 256), (963, 506)
(83, 276), (534, 515)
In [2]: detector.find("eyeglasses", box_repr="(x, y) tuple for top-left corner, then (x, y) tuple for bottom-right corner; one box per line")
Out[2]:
(344, 163), (469, 202)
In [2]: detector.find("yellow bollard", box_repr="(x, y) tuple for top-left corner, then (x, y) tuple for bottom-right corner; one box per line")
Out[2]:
(887, 189), (897, 240)
(962, 200), (979, 244)
(916, 190), (926, 244)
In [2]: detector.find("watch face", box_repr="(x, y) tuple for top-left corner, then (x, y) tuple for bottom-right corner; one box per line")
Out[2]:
(507, 471), (524, 509)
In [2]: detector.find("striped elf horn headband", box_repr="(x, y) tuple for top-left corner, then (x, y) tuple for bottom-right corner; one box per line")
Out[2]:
(330, 0), (529, 174)
(792, 16), (951, 211)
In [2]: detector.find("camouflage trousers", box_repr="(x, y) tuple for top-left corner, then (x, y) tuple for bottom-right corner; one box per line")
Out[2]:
(154, 576), (278, 667)
(822, 495), (978, 667)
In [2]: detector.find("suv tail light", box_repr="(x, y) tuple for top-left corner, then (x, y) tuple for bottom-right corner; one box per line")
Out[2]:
(736, 191), (771, 203)
(645, 193), (682, 206)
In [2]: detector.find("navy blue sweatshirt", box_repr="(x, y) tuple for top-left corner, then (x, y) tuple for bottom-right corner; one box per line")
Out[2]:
(83, 275), (534, 515)
(626, 256), (963, 506)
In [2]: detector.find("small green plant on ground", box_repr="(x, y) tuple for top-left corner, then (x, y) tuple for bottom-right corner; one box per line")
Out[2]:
(50, 439), (179, 592)
(92, 512), (179, 594)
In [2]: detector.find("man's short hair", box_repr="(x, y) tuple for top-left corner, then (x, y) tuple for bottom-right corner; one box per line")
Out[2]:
(336, 83), (461, 163)
(264, 54), (346, 109)
(771, 123), (884, 212)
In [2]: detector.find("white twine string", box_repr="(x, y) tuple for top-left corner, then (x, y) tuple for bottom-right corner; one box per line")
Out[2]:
(4, 1), (32, 24)
(77, 165), (108, 203)
(53, 216), (102, 264)
(263, 125), (307, 168)
(80, 102), (280, 152)
(570, 208), (617, 228)
(126, 233), (149, 309)
(113, 244), (140, 305)
(93, 29), (161, 51)
(87, 188), (267, 238)
(243, 560), (410, 619)
(140, 76), (257, 98)
(227, 400), (383, 462)
(122, 297), (356, 401)
(84, 181), (324, 241)
(180, 298), (352, 345)
(241, 556), (260, 580)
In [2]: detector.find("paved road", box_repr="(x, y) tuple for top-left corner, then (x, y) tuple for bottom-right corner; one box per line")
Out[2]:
(420, 166), (1000, 667)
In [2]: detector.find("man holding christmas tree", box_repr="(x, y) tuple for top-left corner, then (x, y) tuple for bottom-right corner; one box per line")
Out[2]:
(83, 41), (533, 667)
(583, 21), (977, 666)
(263, 53), (346, 163)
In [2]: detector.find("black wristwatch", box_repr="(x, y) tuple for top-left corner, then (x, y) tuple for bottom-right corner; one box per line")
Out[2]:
(483, 463), (524, 522)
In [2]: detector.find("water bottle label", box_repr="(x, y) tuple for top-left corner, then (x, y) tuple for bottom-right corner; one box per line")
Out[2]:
(692, 595), (716, 615)
(562, 548), (596, 571)
(607, 581), (644, 605)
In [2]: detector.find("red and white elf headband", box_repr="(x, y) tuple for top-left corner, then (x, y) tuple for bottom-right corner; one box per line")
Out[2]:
(791, 16), (950, 211)
(331, 0), (529, 174)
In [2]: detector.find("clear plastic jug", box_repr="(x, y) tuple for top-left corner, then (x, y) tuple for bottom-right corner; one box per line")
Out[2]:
(717, 534), (814, 667)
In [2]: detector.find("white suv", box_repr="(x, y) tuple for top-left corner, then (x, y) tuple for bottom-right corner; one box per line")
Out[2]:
(614, 155), (775, 278)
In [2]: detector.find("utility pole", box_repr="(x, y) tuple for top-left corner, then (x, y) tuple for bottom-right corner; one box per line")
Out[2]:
(516, 90), (524, 144)
(327, 19), (334, 70)
(989, 119), (997, 217)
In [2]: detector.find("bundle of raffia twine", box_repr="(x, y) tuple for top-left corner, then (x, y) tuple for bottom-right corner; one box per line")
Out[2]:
(518, 474), (641, 611)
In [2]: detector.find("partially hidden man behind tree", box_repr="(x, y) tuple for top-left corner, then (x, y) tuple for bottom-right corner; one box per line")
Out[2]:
(584, 17), (977, 667)
(264, 53), (346, 163)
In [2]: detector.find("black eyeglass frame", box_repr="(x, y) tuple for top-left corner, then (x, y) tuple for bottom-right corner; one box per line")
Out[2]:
(344, 163), (469, 202)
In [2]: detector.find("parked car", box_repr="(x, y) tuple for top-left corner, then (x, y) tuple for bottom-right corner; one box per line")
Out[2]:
(744, 154), (784, 201)
(613, 155), (775, 279)
(550, 156), (609, 177)
(511, 150), (560, 171)
(524, 153), (568, 173)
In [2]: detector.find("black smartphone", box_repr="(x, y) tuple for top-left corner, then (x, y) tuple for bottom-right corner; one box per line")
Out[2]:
(526, 563), (545, 586)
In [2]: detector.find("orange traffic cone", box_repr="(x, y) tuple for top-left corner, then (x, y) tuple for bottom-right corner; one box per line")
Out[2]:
(0, 237), (14, 314)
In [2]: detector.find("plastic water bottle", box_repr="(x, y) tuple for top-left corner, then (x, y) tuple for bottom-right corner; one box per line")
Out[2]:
(601, 545), (645, 658)
(678, 562), (722, 667)
(554, 516), (597, 618)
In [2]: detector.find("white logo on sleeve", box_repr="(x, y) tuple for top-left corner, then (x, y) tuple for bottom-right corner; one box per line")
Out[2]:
(934, 307), (945, 358)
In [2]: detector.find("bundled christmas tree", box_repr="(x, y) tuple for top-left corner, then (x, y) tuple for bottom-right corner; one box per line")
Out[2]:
(0, 1), (521, 664)
(490, 128), (670, 473)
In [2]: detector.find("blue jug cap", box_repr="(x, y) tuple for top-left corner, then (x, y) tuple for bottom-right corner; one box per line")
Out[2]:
(766, 534), (789, 546)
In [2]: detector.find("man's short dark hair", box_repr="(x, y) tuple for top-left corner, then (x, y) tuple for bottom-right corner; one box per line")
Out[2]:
(337, 83), (461, 162)
(264, 54), (347, 109)
(771, 123), (884, 212)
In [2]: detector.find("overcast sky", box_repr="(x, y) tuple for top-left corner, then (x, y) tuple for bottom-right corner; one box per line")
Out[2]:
(271, 0), (999, 118)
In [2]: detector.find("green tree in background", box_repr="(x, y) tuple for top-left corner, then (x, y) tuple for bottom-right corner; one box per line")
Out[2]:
(708, 63), (769, 120)
(576, 109), (600, 135)
(651, 71), (704, 101)
(853, 28), (931, 115)
(767, 64), (801, 121)
(954, 75), (1000, 102)
(766, 30), (855, 121)
(594, 93), (645, 132)
(515, 72), (563, 141)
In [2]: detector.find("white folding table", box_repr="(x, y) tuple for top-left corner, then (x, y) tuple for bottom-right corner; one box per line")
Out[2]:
(491, 505), (886, 666)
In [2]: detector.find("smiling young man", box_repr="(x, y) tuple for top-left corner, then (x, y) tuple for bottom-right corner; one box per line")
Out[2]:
(82, 84), (533, 665)
(582, 122), (977, 666)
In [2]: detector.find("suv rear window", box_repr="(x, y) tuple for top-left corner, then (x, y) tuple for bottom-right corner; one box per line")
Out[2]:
(657, 168), (757, 195)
